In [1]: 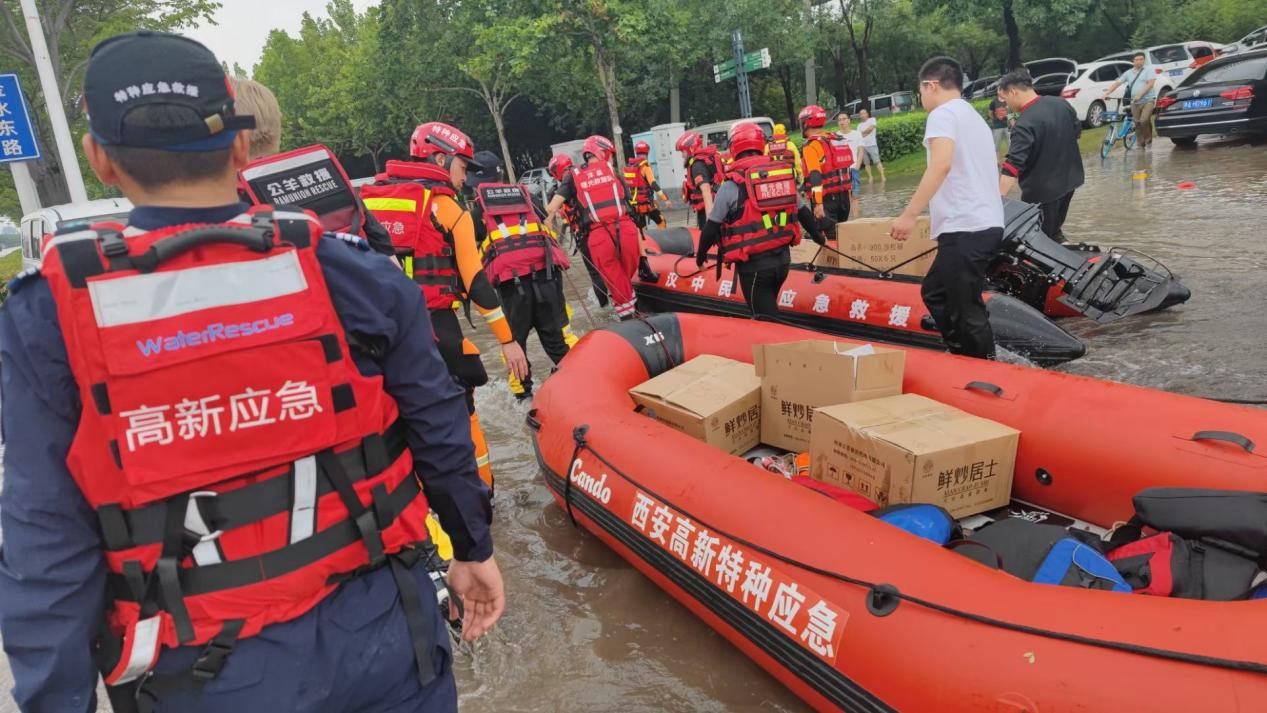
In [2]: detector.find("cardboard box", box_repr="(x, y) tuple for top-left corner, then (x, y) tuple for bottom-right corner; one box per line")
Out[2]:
(813, 217), (936, 277)
(810, 394), (1019, 518)
(629, 355), (762, 456)
(753, 340), (905, 451)
(789, 240), (822, 265)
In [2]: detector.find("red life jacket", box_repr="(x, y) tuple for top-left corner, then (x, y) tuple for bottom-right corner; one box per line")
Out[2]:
(570, 160), (628, 230)
(238, 144), (364, 236)
(38, 207), (430, 686)
(719, 154), (801, 263)
(686, 147), (724, 211)
(767, 137), (794, 163)
(802, 132), (854, 197)
(359, 161), (463, 309)
(622, 158), (653, 213)
(474, 183), (570, 284)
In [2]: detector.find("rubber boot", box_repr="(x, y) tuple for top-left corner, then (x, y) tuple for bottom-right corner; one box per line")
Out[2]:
(638, 255), (660, 283)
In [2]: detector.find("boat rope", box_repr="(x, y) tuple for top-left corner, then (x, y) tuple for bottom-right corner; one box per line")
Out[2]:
(558, 426), (1267, 676)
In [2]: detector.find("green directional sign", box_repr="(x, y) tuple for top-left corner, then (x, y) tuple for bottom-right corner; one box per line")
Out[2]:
(714, 48), (771, 83)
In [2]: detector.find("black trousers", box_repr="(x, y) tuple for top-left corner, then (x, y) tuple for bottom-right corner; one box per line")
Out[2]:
(632, 208), (665, 230)
(575, 235), (609, 307)
(695, 209), (707, 230)
(920, 228), (1004, 359)
(1038, 191), (1074, 243)
(497, 273), (572, 396)
(735, 258), (791, 320)
(431, 307), (488, 413)
(816, 192), (850, 236)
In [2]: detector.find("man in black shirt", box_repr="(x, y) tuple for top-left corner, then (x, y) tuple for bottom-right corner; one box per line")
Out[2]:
(997, 69), (1085, 242)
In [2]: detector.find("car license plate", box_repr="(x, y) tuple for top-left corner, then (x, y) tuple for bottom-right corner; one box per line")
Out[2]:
(1183, 97), (1214, 110)
(1168, 68), (1185, 76)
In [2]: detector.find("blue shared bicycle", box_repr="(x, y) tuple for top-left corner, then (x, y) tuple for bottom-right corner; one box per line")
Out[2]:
(1100, 99), (1138, 158)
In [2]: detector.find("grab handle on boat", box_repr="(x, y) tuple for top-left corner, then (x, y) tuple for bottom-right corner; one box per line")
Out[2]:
(1190, 430), (1255, 454)
(964, 381), (1004, 397)
(526, 408), (542, 433)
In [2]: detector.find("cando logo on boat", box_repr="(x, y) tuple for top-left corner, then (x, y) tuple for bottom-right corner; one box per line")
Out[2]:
(569, 458), (613, 504)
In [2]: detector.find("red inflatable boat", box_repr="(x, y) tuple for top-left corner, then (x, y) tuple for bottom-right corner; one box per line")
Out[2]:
(530, 313), (1267, 712)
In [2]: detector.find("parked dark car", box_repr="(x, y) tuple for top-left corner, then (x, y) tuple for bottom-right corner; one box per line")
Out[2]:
(964, 75), (999, 99)
(1155, 49), (1267, 145)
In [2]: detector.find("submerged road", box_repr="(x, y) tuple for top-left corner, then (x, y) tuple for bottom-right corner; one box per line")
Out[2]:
(2, 133), (1265, 711)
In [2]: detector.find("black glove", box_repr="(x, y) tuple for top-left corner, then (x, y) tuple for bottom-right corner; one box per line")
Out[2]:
(811, 230), (827, 246)
(695, 250), (707, 268)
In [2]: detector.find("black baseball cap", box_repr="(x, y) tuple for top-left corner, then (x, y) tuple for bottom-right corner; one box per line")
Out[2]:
(84, 30), (256, 151)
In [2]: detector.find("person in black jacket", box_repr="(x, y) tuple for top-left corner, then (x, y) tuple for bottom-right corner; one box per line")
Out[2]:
(997, 70), (1085, 242)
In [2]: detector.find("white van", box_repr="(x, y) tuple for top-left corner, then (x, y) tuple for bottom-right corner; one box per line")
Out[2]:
(690, 116), (776, 153)
(20, 198), (133, 270)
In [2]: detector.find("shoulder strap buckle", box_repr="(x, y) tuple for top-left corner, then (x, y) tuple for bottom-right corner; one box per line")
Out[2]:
(99, 229), (129, 258)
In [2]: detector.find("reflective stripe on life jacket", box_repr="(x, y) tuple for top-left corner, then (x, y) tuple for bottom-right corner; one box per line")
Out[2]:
(719, 155), (801, 263)
(38, 206), (430, 685)
(238, 144), (364, 236)
(360, 160), (462, 309)
(571, 161), (627, 229)
(802, 133), (854, 197)
(474, 183), (569, 285)
(622, 158), (653, 213)
(685, 147), (724, 211)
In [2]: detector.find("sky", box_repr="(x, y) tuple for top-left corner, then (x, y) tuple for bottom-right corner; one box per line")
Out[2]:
(185, 0), (378, 75)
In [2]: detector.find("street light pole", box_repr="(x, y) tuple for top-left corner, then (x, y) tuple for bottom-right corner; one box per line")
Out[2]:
(19, 0), (87, 203)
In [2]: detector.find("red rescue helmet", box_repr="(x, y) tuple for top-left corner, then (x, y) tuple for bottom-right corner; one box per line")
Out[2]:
(798, 104), (827, 129)
(727, 121), (766, 158)
(409, 122), (483, 169)
(675, 131), (702, 155)
(633, 140), (650, 156)
(581, 135), (614, 162)
(548, 153), (573, 181)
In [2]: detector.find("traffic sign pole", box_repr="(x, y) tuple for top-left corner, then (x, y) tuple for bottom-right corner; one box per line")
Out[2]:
(10, 161), (40, 215)
(732, 30), (751, 118)
(19, 0), (87, 203)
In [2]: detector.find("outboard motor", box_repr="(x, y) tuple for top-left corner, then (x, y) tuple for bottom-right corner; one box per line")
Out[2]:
(990, 199), (1183, 324)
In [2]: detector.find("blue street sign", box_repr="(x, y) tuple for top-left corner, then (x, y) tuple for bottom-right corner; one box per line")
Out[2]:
(0, 74), (41, 163)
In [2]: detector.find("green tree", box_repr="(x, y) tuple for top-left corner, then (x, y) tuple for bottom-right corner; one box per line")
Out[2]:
(0, 0), (220, 206)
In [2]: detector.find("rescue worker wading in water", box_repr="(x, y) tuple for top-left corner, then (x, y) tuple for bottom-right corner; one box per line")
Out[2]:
(468, 170), (576, 401)
(798, 104), (854, 233)
(545, 136), (641, 321)
(696, 122), (825, 318)
(360, 122), (529, 491)
(677, 130), (724, 230)
(622, 140), (665, 284)
(0, 31), (502, 713)
(548, 153), (609, 309)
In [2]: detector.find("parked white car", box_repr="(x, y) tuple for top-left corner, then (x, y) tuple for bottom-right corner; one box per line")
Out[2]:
(1061, 60), (1136, 127)
(19, 197), (132, 270)
(1222, 25), (1267, 55)
(1095, 42), (1223, 98)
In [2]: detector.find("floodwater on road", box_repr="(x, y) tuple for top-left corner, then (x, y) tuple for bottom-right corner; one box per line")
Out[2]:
(2, 133), (1265, 712)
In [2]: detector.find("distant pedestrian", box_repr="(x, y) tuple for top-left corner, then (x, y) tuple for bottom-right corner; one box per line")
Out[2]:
(1102, 51), (1158, 147)
(997, 69), (1085, 242)
(838, 113), (864, 217)
(857, 108), (887, 183)
(988, 93), (1011, 153)
(891, 56), (1004, 360)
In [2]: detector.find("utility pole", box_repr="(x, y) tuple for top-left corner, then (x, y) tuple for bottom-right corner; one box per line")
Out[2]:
(19, 0), (87, 203)
(732, 30), (752, 119)
(804, 0), (817, 105)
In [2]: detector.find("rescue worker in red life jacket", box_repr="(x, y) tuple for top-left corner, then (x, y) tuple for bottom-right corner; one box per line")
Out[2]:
(467, 163), (575, 401)
(624, 140), (672, 230)
(677, 131), (724, 230)
(229, 76), (397, 258)
(360, 122), (529, 490)
(544, 135), (641, 321)
(695, 122), (825, 318)
(798, 104), (854, 232)
(0, 31), (502, 713)
(548, 153), (609, 309)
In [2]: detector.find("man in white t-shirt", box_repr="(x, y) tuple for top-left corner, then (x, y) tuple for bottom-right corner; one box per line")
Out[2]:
(839, 114), (864, 216)
(891, 56), (1005, 360)
(857, 109), (886, 183)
